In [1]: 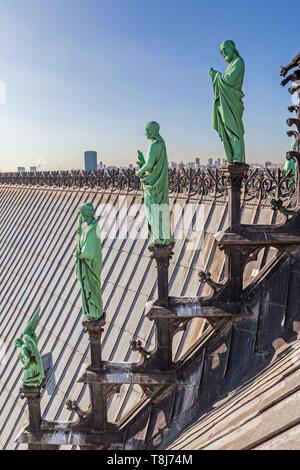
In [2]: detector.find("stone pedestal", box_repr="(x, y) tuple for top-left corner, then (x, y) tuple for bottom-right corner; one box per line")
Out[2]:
(81, 314), (119, 434)
(222, 164), (249, 233)
(88, 383), (119, 432)
(221, 164), (249, 301)
(20, 386), (42, 432)
(133, 298), (247, 372)
(83, 314), (106, 372)
(149, 244), (174, 307)
(19, 386), (58, 450)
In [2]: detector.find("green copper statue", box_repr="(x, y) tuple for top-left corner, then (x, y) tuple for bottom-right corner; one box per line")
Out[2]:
(284, 139), (298, 177)
(15, 307), (45, 388)
(76, 203), (104, 321)
(136, 121), (173, 246)
(210, 40), (246, 164)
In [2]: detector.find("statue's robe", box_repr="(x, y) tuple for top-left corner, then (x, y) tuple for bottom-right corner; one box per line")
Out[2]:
(284, 158), (295, 177)
(76, 220), (103, 320)
(138, 136), (173, 245)
(212, 57), (245, 164)
(20, 335), (45, 388)
(283, 140), (298, 180)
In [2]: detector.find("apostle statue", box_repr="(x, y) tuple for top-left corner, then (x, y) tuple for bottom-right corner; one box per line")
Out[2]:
(76, 203), (104, 321)
(283, 139), (298, 179)
(136, 121), (173, 246)
(209, 40), (246, 164)
(15, 307), (45, 388)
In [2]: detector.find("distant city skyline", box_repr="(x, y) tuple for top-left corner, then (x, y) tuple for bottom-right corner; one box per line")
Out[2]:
(11, 157), (285, 172)
(0, 0), (299, 171)
(15, 154), (284, 174)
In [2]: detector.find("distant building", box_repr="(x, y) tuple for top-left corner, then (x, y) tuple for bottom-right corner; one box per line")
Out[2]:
(195, 158), (200, 168)
(84, 151), (97, 171)
(29, 167), (37, 173)
(207, 158), (213, 167)
(106, 165), (118, 171)
(97, 161), (104, 170)
(17, 167), (25, 173)
(251, 162), (264, 169)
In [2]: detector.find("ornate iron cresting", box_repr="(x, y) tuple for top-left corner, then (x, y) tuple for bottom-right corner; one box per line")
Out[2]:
(0, 167), (294, 202)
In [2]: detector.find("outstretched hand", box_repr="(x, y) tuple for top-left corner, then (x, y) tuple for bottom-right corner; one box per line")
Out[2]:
(209, 68), (218, 79)
(136, 150), (145, 168)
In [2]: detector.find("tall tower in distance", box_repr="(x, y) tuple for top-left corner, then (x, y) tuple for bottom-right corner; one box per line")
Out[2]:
(84, 151), (97, 171)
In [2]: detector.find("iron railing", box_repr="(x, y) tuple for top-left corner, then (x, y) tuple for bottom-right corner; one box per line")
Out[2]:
(0, 167), (294, 202)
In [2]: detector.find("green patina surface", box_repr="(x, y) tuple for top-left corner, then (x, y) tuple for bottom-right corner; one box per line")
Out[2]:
(15, 307), (45, 388)
(76, 203), (104, 321)
(284, 140), (298, 178)
(284, 157), (295, 177)
(210, 40), (246, 164)
(136, 121), (173, 246)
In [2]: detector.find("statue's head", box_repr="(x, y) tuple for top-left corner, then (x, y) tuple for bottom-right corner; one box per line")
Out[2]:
(79, 203), (96, 223)
(220, 40), (239, 63)
(145, 121), (160, 140)
(15, 338), (23, 349)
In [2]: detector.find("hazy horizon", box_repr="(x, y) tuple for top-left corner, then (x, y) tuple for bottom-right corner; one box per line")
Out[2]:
(0, 0), (299, 172)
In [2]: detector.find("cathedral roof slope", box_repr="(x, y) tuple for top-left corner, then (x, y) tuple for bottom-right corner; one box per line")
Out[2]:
(0, 180), (280, 449)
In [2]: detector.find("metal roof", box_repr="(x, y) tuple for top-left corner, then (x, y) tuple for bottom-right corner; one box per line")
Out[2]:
(169, 340), (300, 450)
(0, 183), (281, 449)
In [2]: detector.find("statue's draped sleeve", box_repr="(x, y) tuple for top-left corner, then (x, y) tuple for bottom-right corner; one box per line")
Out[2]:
(20, 346), (31, 368)
(284, 158), (295, 176)
(22, 335), (45, 387)
(79, 226), (100, 261)
(138, 141), (162, 176)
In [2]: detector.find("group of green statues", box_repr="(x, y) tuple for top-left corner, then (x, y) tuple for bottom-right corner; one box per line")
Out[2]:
(16, 40), (247, 388)
(15, 204), (105, 389)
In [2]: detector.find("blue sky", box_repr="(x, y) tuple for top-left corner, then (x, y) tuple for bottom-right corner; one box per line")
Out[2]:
(0, 0), (298, 171)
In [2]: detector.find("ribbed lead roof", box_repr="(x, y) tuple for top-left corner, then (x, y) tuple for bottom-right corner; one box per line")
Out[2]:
(0, 185), (277, 449)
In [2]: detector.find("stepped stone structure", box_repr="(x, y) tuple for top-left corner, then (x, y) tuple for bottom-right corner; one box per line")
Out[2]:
(0, 52), (300, 450)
